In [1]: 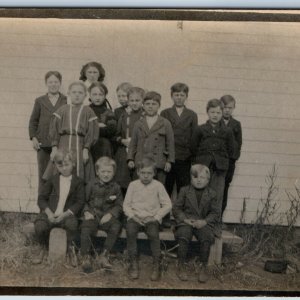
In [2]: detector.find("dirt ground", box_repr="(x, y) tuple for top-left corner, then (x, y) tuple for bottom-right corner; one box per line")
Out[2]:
(0, 212), (299, 295)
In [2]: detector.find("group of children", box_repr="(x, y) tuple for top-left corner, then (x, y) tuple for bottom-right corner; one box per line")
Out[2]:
(28, 61), (242, 283)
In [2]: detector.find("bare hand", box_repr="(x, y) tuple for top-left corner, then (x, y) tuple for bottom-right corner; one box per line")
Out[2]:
(121, 138), (131, 148)
(100, 213), (112, 225)
(84, 211), (94, 220)
(45, 208), (56, 223)
(184, 218), (195, 226)
(164, 162), (172, 173)
(32, 137), (41, 151)
(143, 216), (156, 224)
(98, 122), (107, 128)
(192, 219), (207, 229)
(128, 160), (135, 169)
(83, 148), (89, 164)
(50, 146), (57, 161)
(132, 215), (143, 225)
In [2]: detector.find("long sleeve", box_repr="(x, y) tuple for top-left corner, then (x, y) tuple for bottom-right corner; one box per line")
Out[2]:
(153, 183), (172, 222)
(108, 185), (123, 218)
(68, 179), (85, 215)
(84, 109), (99, 149)
(191, 113), (198, 136)
(205, 191), (221, 227)
(236, 121), (242, 160)
(226, 128), (235, 159)
(190, 126), (201, 157)
(127, 123), (138, 161)
(28, 99), (40, 140)
(123, 182), (135, 219)
(49, 109), (62, 147)
(165, 120), (175, 163)
(172, 187), (187, 223)
(99, 113), (117, 139)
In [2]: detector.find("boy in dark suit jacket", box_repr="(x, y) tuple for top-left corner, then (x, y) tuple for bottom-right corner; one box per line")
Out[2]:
(220, 95), (242, 215)
(29, 71), (67, 194)
(173, 164), (221, 283)
(34, 150), (85, 265)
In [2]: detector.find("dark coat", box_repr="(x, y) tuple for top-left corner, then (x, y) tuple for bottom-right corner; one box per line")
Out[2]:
(37, 174), (85, 216)
(160, 106), (198, 161)
(83, 180), (123, 221)
(114, 106), (127, 122)
(191, 121), (234, 171)
(128, 115), (175, 169)
(173, 184), (221, 237)
(29, 93), (67, 148)
(222, 117), (242, 161)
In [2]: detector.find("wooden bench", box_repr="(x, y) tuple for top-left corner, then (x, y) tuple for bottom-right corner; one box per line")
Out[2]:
(23, 223), (243, 266)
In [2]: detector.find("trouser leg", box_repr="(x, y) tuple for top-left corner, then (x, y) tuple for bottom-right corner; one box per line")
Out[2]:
(80, 219), (98, 256)
(145, 221), (161, 259)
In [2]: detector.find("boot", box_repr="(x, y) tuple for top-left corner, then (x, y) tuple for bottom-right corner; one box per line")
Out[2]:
(97, 249), (112, 269)
(176, 261), (188, 281)
(128, 256), (139, 279)
(81, 255), (93, 273)
(150, 258), (161, 281)
(198, 263), (209, 283)
(67, 246), (78, 268)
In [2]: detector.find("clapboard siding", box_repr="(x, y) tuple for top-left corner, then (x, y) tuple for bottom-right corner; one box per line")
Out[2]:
(0, 19), (299, 225)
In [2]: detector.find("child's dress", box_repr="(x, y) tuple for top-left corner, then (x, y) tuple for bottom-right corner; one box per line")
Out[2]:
(114, 109), (143, 189)
(46, 104), (99, 183)
(89, 102), (117, 161)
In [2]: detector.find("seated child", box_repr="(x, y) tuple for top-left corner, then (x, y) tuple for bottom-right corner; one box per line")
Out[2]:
(34, 149), (85, 265)
(220, 95), (242, 215)
(191, 99), (234, 210)
(123, 157), (172, 281)
(114, 82), (133, 121)
(80, 157), (123, 273)
(127, 91), (175, 185)
(88, 82), (117, 161)
(173, 164), (221, 283)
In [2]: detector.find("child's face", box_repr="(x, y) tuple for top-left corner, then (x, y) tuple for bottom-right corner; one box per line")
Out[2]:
(85, 66), (100, 83)
(191, 171), (209, 189)
(90, 87), (106, 106)
(69, 85), (86, 105)
(96, 165), (115, 184)
(117, 89), (128, 107)
(137, 166), (155, 185)
(223, 102), (235, 119)
(207, 106), (223, 125)
(171, 91), (187, 107)
(46, 75), (61, 94)
(128, 93), (143, 112)
(143, 99), (160, 116)
(55, 159), (73, 177)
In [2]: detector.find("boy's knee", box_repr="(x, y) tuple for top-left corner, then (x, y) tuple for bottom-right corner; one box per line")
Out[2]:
(64, 216), (78, 231)
(109, 221), (122, 235)
(195, 227), (215, 244)
(175, 225), (193, 241)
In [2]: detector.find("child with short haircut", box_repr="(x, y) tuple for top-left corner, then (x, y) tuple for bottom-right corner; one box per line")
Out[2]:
(80, 157), (123, 273)
(173, 164), (221, 283)
(114, 82), (133, 121)
(34, 150), (85, 265)
(161, 82), (198, 197)
(220, 95), (242, 215)
(123, 157), (172, 281)
(127, 91), (175, 184)
(114, 87), (145, 196)
(88, 82), (117, 161)
(47, 81), (99, 183)
(191, 99), (234, 211)
(29, 71), (67, 194)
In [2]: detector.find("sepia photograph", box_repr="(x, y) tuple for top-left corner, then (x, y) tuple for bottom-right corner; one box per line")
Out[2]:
(0, 9), (299, 295)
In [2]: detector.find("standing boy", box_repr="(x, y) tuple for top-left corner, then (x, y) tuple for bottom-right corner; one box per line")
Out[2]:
(220, 95), (242, 215)
(173, 164), (221, 283)
(34, 150), (85, 265)
(123, 157), (172, 281)
(127, 91), (175, 185)
(191, 99), (234, 210)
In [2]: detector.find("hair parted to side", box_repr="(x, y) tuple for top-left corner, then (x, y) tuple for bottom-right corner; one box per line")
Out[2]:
(88, 82), (108, 95)
(45, 71), (62, 83)
(206, 98), (224, 112)
(79, 61), (106, 82)
(220, 94), (236, 107)
(136, 156), (157, 172)
(68, 81), (87, 95)
(116, 82), (133, 93)
(128, 87), (145, 99)
(170, 82), (189, 96)
(95, 156), (117, 173)
(53, 149), (76, 166)
(190, 164), (210, 180)
(143, 91), (161, 105)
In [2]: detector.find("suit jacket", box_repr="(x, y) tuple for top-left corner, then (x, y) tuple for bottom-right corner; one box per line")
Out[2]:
(38, 174), (85, 216)
(160, 106), (198, 161)
(173, 185), (221, 237)
(29, 93), (67, 148)
(127, 115), (175, 169)
(191, 121), (234, 171)
(114, 106), (127, 121)
(222, 117), (242, 160)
